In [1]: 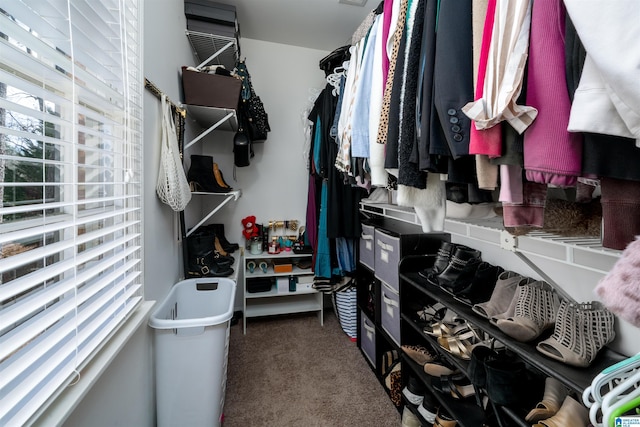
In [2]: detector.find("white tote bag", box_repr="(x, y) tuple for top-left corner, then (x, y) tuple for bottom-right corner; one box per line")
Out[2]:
(156, 95), (192, 211)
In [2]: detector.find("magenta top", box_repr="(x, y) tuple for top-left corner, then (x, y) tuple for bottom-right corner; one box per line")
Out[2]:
(523, 0), (583, 186)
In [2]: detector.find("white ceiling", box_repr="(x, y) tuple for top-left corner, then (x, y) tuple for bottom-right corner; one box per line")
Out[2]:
(223, 0), (375, 52)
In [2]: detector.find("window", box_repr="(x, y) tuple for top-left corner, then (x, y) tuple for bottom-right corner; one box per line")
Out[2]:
(0, 0), (143, 424)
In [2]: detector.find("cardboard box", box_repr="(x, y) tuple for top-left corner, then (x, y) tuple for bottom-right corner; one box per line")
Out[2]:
(181, 67), (241, 109)
(273, 260), (293, 274)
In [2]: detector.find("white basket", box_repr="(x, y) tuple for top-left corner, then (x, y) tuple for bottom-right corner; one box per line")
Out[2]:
(149, 278), (236, 427)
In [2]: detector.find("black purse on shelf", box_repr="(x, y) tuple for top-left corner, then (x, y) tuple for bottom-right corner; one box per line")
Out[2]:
(233, 127), (252, 167)
(235, 59), (270, 143)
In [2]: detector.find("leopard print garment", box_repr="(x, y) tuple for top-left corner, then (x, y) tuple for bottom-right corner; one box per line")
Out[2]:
(388, 369), (403, 407)
(376, 0), (409, 146)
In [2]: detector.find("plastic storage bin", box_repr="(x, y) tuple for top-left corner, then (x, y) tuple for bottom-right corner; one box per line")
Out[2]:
(149, 278), (236, 427)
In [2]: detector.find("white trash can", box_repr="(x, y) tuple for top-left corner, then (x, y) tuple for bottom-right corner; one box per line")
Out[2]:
(149, 278), (236, 427)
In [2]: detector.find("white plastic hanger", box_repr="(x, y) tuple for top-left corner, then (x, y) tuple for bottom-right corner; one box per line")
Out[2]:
(326, 62), (349, 96)
(589, 367), (640, 426)
(603, 381), (640, 426)
(584, 353), (640, 408)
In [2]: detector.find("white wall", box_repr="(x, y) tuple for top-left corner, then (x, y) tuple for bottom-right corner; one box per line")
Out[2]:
(62, 3), (329, 425)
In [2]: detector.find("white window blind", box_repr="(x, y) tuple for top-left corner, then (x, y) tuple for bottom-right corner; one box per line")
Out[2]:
(0, 0), (143, 425)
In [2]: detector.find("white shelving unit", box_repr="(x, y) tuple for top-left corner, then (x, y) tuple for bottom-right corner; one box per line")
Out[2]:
(360, 201), (622, 276)
(242, 251), (323, 334)
(181, 30), (242, 237)
(185, 30), (238, 70)
(184, 106), (238, 147)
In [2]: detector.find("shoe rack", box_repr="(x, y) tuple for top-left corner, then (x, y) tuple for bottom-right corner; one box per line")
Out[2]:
(398, 254), (626, 426)
(357, 203), (629, 426)
(355, 219), (447, 410)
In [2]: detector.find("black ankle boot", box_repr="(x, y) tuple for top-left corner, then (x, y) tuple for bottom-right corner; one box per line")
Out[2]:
(209, 223), (239, 253)
(439, 258), (482, 295)
(187, 155), (231, 193)
(419, 241), (457, 284)
(186, 231), (234, 277)
(454, 262), (504, 305)
(437, 246), (481, 288)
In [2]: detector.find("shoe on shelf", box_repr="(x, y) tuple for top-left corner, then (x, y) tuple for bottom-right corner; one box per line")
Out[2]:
(416, 302), (448, 324)
(472, 270), (522, 319)
(207, 223), (240, 253)
(402, 376), (427, 406)
(187, 154), (232, 193)
(381, 350), (400, 378)
(401, 344), (435, 366)
(401, 407), (421, 427)
(423, 319), (466, 338)
(424, 360), (459, 377)
(384, 363), (402, 407)
(213, 162), (233, 190)
(436, 246), (482, 289)
(436, 324), (484, 361)
(434, 408), (458, 427)
(432, 373), (476, 400)
(525, 377), (569, 423)
(451, 261), (504, 304)
(489, 277), (536, 325)
(417, 391), (438, 423)
(536, 300), (616, 367)
(531, 396), (589, 427)
(496, 280), (560, 342)
(418, 241), (457, 284)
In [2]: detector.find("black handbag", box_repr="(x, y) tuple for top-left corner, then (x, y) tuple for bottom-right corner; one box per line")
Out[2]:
(233, 127), (252, 167)
(235, 59), (270, 142)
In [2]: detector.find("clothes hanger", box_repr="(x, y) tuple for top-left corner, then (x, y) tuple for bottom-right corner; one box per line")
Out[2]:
(589, 368), (640, 426)
(326, 62), (349, 96)
(604, 385), (640, 427)
(584, 353), (640, 408)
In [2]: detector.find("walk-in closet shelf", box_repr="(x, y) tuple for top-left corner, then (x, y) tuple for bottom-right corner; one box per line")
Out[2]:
(242, 251), (323, 334)
(360, 201), (622, 276)
(185, 30), (238, 70)
(184, 106), (238, 143)
(399, 255), (625, 426)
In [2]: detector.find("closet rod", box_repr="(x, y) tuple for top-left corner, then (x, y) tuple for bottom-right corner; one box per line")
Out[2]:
(144, 78), (185, 116)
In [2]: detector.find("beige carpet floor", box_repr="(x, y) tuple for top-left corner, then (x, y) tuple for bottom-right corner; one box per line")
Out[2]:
(223, 310), (401, 426)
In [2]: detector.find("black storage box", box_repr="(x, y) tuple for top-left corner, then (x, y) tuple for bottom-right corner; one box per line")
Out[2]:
(184, 0), (237, 26)
(181, 66), (241, 109)
(247, 277), (274, 293)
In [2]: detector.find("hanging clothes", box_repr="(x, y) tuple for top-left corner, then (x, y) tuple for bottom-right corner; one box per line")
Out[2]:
(564, 0), (640, 147)
(462, 0), (537, 134)
(414, 0), (438, 172)
(523, 0), (582, 187)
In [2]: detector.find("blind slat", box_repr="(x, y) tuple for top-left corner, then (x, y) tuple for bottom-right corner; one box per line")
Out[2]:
(0, 269), (140, 389)
(0, 257), (140, 361)
(1, 290), (141, 426)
